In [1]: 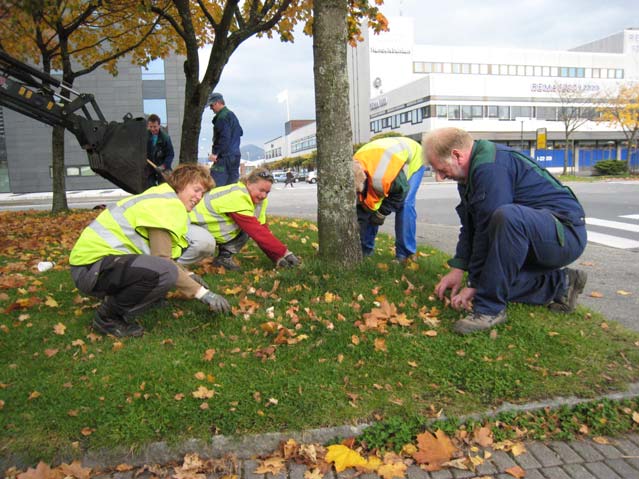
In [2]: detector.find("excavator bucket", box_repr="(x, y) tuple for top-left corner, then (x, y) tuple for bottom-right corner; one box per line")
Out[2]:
(87, 116), (149, 194)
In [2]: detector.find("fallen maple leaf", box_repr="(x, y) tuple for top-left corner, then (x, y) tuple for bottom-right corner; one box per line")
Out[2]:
(28, 391), (41, 400)
(374, 337), (387, 352)
(412, 430), (458, 471)
(203, 349), (216, 361)
(44, 348), (58, 358)
(16, 462), (55, 479)
(192, 386), (215, 399)
(325, 444), (368, 472)
(44, 296), (59, 308)
(589, 291), (604, 298)
(53, 322), (66, 335)
(377, 461), (406, 479)
(304, 468), (324, 479)
(505, 465), (526, 478)
(473, 426), (493, 447)
(58, 461), (91, 479)
(254, 457), (285, 475)
(511, 442), (527, 456)
(593, 436), (609, 444)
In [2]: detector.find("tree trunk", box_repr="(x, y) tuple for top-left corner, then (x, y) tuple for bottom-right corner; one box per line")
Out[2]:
(178, 73), (205, 164)
(313, 0), (361, 266)
(51, 125), (68, 213)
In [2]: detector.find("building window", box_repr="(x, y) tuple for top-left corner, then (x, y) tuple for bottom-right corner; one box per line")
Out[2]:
(592, 68), (600, 78)
(471, 105), (483, 118)
(433, 63), (443, 73)
(436, 105), (447, 118)
(452, 63), (461, 74)
(536, 106), (557, 120)
(498, 106), (509, 120)
(413, 62), (424, 73)
(461, 105), (472, 120)
(461, 63), (470, 74)
(616, 69), (624, 79)
(525, 65), (534, 76)
(448, 105), (460, 120)
(550, 66), (558, 77)
(499, 64), (509, 75)
(511, 106), (532, 119)
(534, 66), (542, 76)
(480, 64), (489, 74)
(487, 105), (499, 118)
(141, 58), (165, 80)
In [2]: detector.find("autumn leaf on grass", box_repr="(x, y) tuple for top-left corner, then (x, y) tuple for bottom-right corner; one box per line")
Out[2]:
(254, 457), (285, 475)
(203, 349), (216, 361)
(59, 461), (91, 479)
(632, 411), (639, 424)
(44, 348), (58, 358)
(16, 462), (56, 479)
(44, 296), (59, 308)
(412, 429), (458, 471)
(374, 337), (387, 352)
(325, 444), (368, 472)
(192, 386), (214, 399)
(53, 322), (66, 335)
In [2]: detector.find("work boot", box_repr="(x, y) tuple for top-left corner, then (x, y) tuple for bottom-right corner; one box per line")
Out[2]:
(453, 310), (507, 335)
(548, 268), (588, 313)
(92, 310), (144, 338)
(213, 254), (240, 271)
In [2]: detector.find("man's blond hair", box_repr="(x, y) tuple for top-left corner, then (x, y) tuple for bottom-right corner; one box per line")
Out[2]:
(422, 128), (474, 166)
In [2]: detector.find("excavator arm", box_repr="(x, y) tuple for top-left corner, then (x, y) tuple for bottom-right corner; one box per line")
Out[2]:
(0, 50), (148, 194)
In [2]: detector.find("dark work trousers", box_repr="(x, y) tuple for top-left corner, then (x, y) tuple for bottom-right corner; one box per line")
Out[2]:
(210, 154), (241, 187)
(71, 255), (178, 319)
(473, 204), (587, 315)
(218, 231), (249, 257)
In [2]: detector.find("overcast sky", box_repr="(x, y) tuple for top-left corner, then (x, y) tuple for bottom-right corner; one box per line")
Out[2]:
(197, 0), (635, 156)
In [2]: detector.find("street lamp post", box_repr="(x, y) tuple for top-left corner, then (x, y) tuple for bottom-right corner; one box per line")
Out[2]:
(515, 117), (529, 152)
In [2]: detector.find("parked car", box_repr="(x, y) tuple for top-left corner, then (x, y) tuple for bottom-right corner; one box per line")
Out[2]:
(306, 171), (318, 184)
(272, 171), (287, 183)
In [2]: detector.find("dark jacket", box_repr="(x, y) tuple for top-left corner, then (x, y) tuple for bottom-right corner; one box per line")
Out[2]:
(450, 140), (586, 285)
(212, 106), (243, 159)
(147, 129), (174, 170)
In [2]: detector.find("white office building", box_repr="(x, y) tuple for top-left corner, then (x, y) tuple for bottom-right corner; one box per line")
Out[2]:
(267, 18), (639, 172)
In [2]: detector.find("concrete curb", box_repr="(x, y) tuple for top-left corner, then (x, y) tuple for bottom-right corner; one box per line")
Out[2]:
(4, 383), (638, 472)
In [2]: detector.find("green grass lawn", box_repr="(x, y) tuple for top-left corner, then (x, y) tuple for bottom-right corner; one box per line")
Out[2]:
(1, 211), (639, 462)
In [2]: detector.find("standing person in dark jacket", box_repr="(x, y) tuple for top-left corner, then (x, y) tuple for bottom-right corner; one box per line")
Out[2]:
(146, 114), (175, 188)
(423, 127), (588, 335)
(207, 92), (243, 187)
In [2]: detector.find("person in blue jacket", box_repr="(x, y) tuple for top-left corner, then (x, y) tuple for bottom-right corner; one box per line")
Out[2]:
(423, 127), (588, 335)
(207, 92), (243, 186)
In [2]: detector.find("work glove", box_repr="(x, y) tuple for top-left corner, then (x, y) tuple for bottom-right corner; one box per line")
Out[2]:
(189, 272), (209, 289)
(369, 211), (386, 226)
(199, 290), (231, 314)
(276, 251), (301, 268)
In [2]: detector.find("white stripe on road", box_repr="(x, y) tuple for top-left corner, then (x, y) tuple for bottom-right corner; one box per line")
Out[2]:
(620, 214), (639, 220)
(587, 231), (639, 249)
(586, 217), (639, 233)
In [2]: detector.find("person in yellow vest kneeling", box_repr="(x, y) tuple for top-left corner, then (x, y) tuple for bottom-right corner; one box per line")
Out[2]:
(69, 164), (231, 338)
(179, 167), (300, 271)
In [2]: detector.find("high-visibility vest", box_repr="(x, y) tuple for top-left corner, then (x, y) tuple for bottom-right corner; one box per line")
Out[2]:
(354, 137), (423, 212)
(189, 182), (267, 243)
(70, 183), (189, 265)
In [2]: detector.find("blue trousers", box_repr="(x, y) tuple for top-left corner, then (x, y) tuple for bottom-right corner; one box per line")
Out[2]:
(361, 166), (425, 258)
(211, 154), (241, 187)
(473, 204), (587, 315)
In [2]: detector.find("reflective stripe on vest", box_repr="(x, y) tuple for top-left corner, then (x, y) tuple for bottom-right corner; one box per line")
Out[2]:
(190, 183), (266, 244)
(87, 191), (179, 255)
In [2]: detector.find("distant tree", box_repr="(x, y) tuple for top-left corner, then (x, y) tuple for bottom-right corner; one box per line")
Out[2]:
(597, 84), (639, 170)
(0, 0), (166, 212)
(554, 82), (595, 175)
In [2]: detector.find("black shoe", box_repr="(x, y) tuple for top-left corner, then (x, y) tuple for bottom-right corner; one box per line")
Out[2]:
(548, 268), (588, 313)
(92, 311), (144, 338)
(213, 255), (240, 271)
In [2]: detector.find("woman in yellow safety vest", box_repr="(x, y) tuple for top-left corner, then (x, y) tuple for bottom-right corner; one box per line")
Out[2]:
(180, 167), (300, 270)
(353, 137), (425, 260)
(69, 164), (230, 338)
